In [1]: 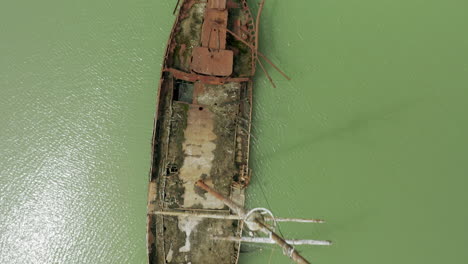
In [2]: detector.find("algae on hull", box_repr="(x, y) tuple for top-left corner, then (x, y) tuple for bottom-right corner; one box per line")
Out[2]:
(173, 3), (206, 71)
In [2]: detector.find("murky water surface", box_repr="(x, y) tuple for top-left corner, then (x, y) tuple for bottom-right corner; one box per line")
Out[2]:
(1, 1), (468, 263)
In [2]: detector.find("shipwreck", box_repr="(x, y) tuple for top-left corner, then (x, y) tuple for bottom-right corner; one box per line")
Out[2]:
(146, 1), (330, 263)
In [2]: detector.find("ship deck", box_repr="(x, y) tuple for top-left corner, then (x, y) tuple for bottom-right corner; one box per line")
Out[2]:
(147, 0), (255, 263)
(148, 77), (252, 263)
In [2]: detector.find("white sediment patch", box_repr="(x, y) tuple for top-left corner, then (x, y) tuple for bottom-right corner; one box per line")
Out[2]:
(178, 216), (201, 253)
(166, 246), (174, 262)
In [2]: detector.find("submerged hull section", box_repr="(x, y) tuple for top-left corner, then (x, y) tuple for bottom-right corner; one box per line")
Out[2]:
(147, 1), (256, 263)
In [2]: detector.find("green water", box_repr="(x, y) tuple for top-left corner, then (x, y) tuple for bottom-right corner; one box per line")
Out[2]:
(1, 0), (467, 263)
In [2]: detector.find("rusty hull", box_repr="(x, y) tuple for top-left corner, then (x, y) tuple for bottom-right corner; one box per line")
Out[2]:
(147, 0), (256, 263)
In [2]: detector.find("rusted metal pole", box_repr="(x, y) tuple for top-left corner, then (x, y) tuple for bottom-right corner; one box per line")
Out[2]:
(195, 180), (247, 217)
(258, 221), (311, 264)
(195, 180), (311, 264)
(255, 0), (293, 81)
(255, 0), (265, 53)
(258, 52), (292, 80)
(222, 27), (292, 81)
(257, 57), (277, 88)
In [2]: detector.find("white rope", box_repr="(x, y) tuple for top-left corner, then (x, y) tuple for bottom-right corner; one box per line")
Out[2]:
(286, 246), (296, 258)
(241, 208), (298, 259)
(244, 207), (277, 237)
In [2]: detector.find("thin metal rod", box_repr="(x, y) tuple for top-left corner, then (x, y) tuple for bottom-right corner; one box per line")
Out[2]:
(257, 57), (277, 88)
(258, 52), (292, 80)
(212, 236), (332, 246)
(153, 211), (239, 220)
(173, 0), (181, 15)
(219, 26), (278, 87)
(255, 0), (285, 83)
(152, 210), (325, 223)
(274, 218), (325, 224)
(255, 0), (265, 53)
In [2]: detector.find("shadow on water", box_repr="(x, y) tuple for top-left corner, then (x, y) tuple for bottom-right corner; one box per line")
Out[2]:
(255, 99), (422, 161)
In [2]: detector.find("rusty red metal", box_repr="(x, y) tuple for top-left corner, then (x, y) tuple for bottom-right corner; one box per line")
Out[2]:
(208, 0), (227, 10)
(226, 0), (240, 9)
(190, 0), (234, 77)
(233, 18), (242, 37)
(164, 68), (250, 85)
(200, 9), (228, 49)
(191, 47), (233, 76)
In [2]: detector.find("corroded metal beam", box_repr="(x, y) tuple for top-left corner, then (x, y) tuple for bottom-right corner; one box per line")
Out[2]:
(212, 236), (332, 246)
(152, 210), (325, 223)
(195, 180), (313, 264)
